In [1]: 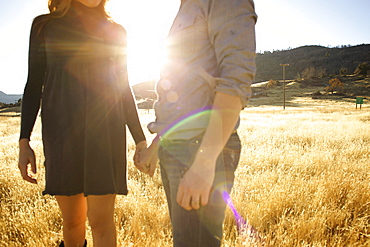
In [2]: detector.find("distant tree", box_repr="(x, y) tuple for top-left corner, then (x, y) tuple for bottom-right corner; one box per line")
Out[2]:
(301, 67), (327, 79)
(267, 79), (278, 88)
(15, 98), (22, 107)
(317, 68), (327, 78)
(325, 78), (344, 94)
(339, 68), (347, 76)
(354, 62), (370, 77)
(301, 67), (316, 79)
(313, 90), (322, 96)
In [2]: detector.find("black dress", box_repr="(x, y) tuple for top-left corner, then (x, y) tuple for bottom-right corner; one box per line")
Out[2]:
(20, 2), (145, 196)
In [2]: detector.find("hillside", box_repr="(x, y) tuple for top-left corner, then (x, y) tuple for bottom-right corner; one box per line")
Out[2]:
(132, 44), (370, 100)
(255, 44), (370, 81)
(0, 91), (22, 104)
(2, 44), (369, 108)
(132, 80), (157, 99)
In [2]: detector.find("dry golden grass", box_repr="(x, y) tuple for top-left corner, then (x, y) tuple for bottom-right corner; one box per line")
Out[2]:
(1, 100), (369, 246)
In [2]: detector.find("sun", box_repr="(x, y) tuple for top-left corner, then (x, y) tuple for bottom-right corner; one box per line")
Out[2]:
(106, 0), (179, 85)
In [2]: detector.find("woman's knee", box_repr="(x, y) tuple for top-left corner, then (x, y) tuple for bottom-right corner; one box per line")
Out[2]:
(63, 217), (86, 230)
(86, 194), (116, 231)
(55, 194), (87, 229)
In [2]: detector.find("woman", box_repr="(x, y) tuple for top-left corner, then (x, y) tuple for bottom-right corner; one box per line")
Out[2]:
(18, 0), (147, 246)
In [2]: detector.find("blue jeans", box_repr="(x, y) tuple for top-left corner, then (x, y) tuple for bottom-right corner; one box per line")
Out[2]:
(158, 132), (241, 247)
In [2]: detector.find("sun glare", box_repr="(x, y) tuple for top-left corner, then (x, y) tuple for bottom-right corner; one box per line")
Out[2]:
(107, 0), (179, 85)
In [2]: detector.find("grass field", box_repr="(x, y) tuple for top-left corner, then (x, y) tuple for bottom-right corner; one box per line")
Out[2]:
(1, 93), (370, 246)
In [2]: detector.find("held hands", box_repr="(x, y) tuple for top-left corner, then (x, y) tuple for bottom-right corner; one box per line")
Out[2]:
(133, 140), (158, 177)
(135, 139), (217, 210)
(134, 140), (148, 173)
(18, 139), (37, 184)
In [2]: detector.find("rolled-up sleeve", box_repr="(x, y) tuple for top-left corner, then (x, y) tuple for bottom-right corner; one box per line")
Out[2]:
(207, 0), (257, 107)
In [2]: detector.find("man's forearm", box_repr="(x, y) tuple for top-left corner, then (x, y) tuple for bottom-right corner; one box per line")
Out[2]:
(192, 91), (242, 166)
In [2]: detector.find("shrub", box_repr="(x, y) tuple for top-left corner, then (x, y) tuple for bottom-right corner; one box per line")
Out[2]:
(312, 91), (322, 96)
(317, 68), (327, 78)
(325, 78), (344, 94)
(339, 68), (347, 76)
(301, 67), (316, 79)
(267, 79), (278, 88)
(354, 62), (370, 77)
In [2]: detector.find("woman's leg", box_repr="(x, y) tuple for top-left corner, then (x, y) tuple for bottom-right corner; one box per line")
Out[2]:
(55, 194), (87, 247)
(87, 194), (117, 247)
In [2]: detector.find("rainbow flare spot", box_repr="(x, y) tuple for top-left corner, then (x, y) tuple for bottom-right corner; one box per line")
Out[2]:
(158, 106), (213, 140)
(222, 191), (247, 228)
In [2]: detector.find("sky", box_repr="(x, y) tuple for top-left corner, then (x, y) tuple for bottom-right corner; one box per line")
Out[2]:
(0, 0), (369, 94)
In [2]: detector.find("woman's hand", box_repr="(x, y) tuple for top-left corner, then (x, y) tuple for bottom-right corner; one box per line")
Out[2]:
(138, 142), (159, 177)
(134, 140), (148, 172)
(18, 139), (37, 184)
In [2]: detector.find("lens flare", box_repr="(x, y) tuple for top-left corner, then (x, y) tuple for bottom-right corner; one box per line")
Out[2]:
(222, 191), (264, 245)
(158, 106), (212, 139)
(222, 191), (247, 227)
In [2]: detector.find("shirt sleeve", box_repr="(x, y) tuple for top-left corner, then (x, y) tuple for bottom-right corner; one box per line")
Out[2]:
(122, 81), (146, 144)
(116, 25), (146, 144)
(20, 16), (47, 140)
(206, 0), (257, 108)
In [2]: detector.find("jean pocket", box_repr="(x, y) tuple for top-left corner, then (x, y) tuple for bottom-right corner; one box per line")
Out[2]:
(159, 140), (199, 178)
(222, 133), (242, 178)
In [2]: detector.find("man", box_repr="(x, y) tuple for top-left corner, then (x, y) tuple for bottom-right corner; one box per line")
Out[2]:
(138, 0), (257, 246)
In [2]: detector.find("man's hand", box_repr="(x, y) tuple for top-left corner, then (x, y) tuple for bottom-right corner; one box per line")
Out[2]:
(176, 157), (216, 210)
(18, 139), (37, 184)
(176, 91), (243, 211)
